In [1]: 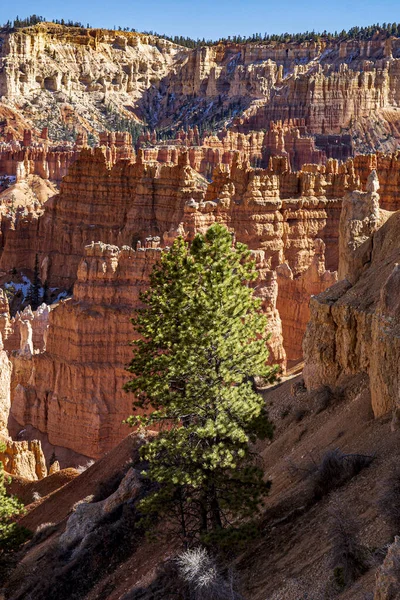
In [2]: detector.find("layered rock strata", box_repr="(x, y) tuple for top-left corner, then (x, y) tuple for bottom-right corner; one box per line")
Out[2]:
(10, 242), (160, 457)
(0, 335), (11, 435)
(0, 129), (134, 183)
(277, 239), (337, 362)
(141, 121), (352, 176)
(0, 148), (345, 457)
(0, 436), (47, 479)
(10, 148), (400, 456)
(2, 24), (400, 155)
(303, 173), (400, 418)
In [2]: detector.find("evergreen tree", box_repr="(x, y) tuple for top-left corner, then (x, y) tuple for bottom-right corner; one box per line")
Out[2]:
(125, 224), (278, 545)
(49, 450), (57, 467)
(28, 254), (41, 311)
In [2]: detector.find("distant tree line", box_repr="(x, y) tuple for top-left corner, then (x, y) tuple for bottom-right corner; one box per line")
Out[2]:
(0, 15), (91, 30)
(2, 16), (400, 47)
(154, 22), (400, 47)
(1, 15), (45, 29)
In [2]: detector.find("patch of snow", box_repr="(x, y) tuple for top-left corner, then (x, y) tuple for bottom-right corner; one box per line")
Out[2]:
(3, 275), (45, 302)
(4, 276), (31, 300)
(55, 290), (69, 302)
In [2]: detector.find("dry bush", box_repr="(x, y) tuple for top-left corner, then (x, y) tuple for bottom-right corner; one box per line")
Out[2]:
(75, 460), (95, 474)
(26, 522), (59, 548)
(123, 549), (243, 600)
(286, 452), (319, 483)
(286, 448), (374, 499)
(312, 448), (374, 500)
(378, 464), (400, 537)
(311, 386), (335, 414)
(72, 494), (94, 511)
(329, 503), (369, 590)
(176, 547), (242, 600)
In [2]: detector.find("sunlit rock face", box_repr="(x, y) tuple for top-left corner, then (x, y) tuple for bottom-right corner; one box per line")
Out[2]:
(303, 170), (400, 420)
(0, 147), (344, 457)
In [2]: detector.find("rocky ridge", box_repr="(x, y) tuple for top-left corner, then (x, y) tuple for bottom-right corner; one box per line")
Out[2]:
(303, 169), (400, 420)
(2, 25), (400, 155)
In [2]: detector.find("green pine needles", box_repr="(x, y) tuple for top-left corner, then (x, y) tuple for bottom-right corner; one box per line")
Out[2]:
(125, 224), (278, 546)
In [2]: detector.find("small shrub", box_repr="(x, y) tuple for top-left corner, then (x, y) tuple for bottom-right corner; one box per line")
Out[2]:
(329, 504), (369, 589)
(72, 495), (94, 511)
(280, 407), (291, 419)
(311, 386), (335, 414)
(35, 522), (55, 534)
(312, 449), (374, 500)
(0, 450), (32, 557)
(333, 566), (345, 591)
(286, 452), (319, 483)
(294, 408), (309, 422)
(176, 547), (243, 600)
(75, 460), (95, 474)
(378, 464), (400, 537)
(32, 491), (42, 502)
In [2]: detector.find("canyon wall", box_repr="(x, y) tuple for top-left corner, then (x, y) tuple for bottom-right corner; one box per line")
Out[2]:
(10, 242), (161, 457)
(140, 122), (352, 176)
(303, 171), (400, 419)
(0, 148), (347, 457)
(0, 23), (187, 140)
(0, 130), (134, 183)
(1, 25), (400, 156)
(4, 147), (400, 456)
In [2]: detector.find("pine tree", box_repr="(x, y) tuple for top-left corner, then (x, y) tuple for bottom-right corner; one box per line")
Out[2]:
(125, 224), (278, 545)
(49, 450), (57, 467)
(28, 254), (41, 311)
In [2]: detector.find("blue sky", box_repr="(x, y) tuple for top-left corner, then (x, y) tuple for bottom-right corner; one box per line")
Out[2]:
(0, 0), (399, 40)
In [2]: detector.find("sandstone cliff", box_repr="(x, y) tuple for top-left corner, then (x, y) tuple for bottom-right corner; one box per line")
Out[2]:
(0, 147), (344, 456)
(10, 242), (159, 457)
(0, 23), (187, 140)
(2, 25), (400, 157)
(0, 436), (47, 480)
(303, 171), (400, 419)
(8, 146), (400, 455)
(5, 145), (400, 457)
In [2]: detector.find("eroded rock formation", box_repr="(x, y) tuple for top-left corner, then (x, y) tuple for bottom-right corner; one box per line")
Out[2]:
(0, 129), (135, 183)
(59, 467), (141, 551)
(2, 24), (400, 157)
(6, 147), (400, 456)
(10, 242), (160, 457)
(277, 239), (337, 362)
(374, 537), (400, 600)
(0, 334), (11, 435)
(303, 172), (400, 418)
(0, 436), (47, 479)
(141, 121), (353, 177)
